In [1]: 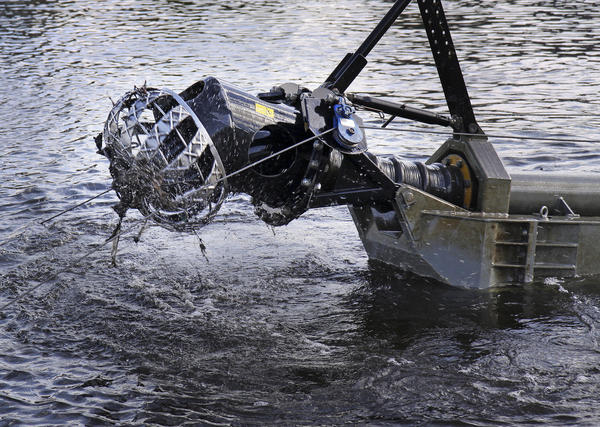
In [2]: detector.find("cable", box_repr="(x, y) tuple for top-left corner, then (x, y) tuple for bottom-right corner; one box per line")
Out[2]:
(360, 125), (597, 144)
(216, 128), (335, 183)
(350, 95), (600, 118)
(40, 188), (112, 225)
(477, 112), (600, 118)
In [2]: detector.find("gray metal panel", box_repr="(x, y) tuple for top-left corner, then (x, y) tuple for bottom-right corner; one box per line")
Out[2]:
(350, 186), (600, 288)
(576, 223), (600, 275)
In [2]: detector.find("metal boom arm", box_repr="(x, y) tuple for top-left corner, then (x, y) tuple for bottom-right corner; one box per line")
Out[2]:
(323, 0), (412, 93)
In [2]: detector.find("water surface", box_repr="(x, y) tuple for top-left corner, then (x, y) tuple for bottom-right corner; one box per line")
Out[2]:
(1, 0), (600, 425)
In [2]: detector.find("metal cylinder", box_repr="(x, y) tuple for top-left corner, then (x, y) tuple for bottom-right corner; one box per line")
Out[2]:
(374, 156), (466, 206)
(509, 172), (600, 216)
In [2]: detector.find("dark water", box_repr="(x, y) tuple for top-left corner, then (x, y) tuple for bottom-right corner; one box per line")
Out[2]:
(1, 0), (600, 425)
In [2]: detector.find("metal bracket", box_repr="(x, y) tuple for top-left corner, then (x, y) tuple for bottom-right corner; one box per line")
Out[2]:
(332, 98), (367, 154)
(552, 196), (580, 218)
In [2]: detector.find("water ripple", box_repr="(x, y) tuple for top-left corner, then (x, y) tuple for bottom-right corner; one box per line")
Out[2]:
(1, 0), (600, 425)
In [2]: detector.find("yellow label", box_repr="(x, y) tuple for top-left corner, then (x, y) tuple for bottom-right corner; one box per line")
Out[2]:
(255, 103), (275, 119)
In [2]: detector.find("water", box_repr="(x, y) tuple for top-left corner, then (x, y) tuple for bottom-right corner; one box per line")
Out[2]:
(1, 0), (600, 424)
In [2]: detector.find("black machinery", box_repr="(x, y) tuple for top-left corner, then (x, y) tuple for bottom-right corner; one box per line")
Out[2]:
(97, 0), (600, 288)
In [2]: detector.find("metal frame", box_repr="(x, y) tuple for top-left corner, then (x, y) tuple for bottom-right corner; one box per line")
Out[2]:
(324, 0), (600, 287)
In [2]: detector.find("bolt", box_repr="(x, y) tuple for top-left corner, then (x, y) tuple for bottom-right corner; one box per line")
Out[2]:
(313, 141), (323, 151)
(325, 94), (338, 105)
(456, 160), (463, 168)
(346, 127), (356, 135)
(314, 183), (322, 191)
(301, 178), (311, 187)
(404, 192), (415, 203)
(309, 159), (319, 168)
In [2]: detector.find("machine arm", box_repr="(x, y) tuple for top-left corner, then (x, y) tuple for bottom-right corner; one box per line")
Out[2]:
(346, 93), (454, 128)
(323, 0), (412, 93)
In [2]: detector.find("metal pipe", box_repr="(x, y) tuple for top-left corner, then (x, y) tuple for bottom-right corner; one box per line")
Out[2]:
(374, 158), (600, 217)
(347, 93), (452, 127)
(509, 172), (600, 216)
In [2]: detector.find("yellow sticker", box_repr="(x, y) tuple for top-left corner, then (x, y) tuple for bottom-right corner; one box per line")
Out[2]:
(255, 103), (275, 119)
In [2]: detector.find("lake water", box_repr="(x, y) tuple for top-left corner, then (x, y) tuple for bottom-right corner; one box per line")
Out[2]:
(1, 0), (600, 425)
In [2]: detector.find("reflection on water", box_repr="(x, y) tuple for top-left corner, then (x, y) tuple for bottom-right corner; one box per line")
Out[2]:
(1, 0), (600, 424)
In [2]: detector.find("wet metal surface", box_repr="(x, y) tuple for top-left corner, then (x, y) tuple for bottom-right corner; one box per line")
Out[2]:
(1, 0), (600, 424)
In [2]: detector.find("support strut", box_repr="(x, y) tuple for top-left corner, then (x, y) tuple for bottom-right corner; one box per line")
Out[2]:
(323, 0), (412, 93)
(417, 0), (482, 134)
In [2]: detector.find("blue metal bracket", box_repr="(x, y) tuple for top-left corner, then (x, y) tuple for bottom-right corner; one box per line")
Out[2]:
(332, 98), (367, 154)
